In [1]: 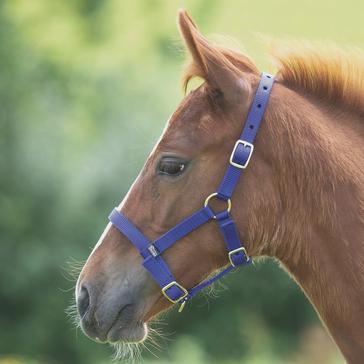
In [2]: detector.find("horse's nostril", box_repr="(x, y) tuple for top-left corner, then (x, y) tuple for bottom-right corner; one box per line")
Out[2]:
(77, 285), (90, 318)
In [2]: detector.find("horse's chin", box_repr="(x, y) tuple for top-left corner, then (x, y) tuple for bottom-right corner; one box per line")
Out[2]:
(106, 322), (148, 344)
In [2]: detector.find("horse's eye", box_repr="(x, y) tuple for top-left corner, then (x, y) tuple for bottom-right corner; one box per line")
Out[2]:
(157, 157), (188, 176)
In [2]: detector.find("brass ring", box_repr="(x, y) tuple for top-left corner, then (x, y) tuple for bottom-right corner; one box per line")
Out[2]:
(204, 192), (232, 219)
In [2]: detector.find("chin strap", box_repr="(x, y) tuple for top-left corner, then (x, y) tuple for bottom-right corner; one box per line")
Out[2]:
(109, 72), (274, 312)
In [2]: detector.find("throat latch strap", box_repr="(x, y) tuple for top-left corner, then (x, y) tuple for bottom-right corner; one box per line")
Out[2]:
(108, 72), (274, 312)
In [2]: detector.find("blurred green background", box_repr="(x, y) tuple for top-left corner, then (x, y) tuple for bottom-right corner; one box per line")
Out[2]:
(2, 0), (362, 363)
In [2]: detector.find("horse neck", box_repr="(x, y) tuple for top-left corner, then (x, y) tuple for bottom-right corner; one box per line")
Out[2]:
(255, 85), (364, 362)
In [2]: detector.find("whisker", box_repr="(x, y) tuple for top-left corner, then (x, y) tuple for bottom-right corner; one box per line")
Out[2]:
(61, 258), (86, 282)
(65, 298), (81, 329)
(58, 286), (76, 293)
(141, 341), (160, 359)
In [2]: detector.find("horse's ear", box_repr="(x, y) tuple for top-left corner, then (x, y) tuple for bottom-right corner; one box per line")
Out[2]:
(178, 9), (252, 104)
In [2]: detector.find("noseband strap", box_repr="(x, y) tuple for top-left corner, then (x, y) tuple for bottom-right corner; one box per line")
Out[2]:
(109, 73), (274, 311)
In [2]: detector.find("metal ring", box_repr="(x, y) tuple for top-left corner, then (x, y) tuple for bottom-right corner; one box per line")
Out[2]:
(204, 192), (231, 219)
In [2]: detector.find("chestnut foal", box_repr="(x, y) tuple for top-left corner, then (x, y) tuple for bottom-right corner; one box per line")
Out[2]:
(76, 10), (364, 363)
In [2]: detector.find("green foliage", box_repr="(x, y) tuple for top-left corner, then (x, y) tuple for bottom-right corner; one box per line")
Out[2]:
(1, 0), (359, 363)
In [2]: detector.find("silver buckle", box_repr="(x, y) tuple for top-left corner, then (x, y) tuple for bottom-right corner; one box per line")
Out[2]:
(228, 247), (249, 267)
(148, 244), (159, 257)
(161, 281), (188, 304)
(229, 140), (254, 169)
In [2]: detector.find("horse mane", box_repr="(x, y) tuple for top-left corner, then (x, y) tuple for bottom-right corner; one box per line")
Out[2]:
(182, 39), (364, 113)
(272, 43), (364, 113)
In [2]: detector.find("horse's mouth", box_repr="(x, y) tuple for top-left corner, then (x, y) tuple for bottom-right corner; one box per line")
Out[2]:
(106, 321), (148, 343)
(105, 305), (148, 343)
(80, 302), (148, 344)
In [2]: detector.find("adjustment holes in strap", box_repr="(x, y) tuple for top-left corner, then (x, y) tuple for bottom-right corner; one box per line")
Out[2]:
(257, 103), (262, 108)
(249, 125), (254, 130)
(263, 86), (268, 91)
(266, 75), (272, 79)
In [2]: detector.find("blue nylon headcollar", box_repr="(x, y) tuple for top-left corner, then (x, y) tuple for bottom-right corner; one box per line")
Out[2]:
(109, 73), (274, 312)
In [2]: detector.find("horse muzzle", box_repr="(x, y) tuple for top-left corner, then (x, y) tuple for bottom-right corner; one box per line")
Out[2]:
(75, 279), (148, 343)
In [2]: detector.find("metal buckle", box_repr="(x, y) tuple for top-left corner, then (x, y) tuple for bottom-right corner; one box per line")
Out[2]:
(204, 192), (231, 219)
(147, 244), (159, 257)
(161, 281), (188, 304)
(229, 140), (254, 169)
(228, 247), (249, 267)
